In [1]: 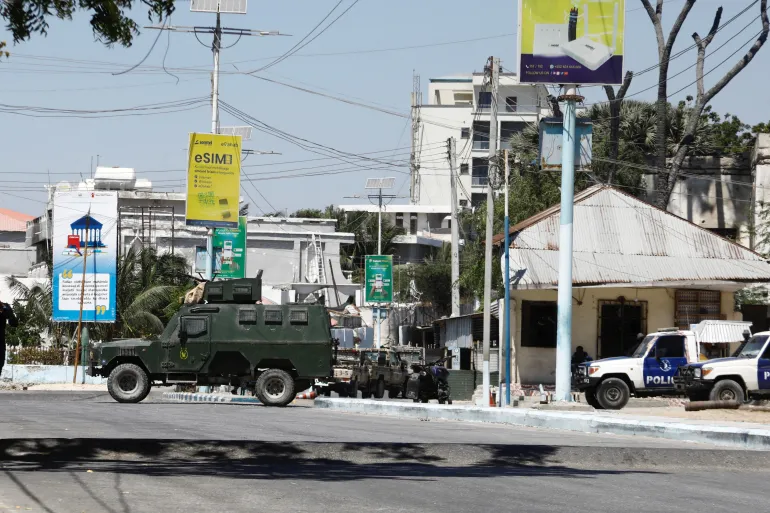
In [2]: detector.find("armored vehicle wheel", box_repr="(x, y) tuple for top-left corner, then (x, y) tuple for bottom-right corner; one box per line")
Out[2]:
(374, 378), (385, 399)
(255, 369), (296, 407)
(107, 363), (150, 403)
(710, 379), (745, 403)
(349, 379), (359, 398)
(387, 387), (400, 399)
(447, 399), (452, 405)
(584, 388), (603, 409)
(361, 384), (372, 399)
(596, 378), (630, 410)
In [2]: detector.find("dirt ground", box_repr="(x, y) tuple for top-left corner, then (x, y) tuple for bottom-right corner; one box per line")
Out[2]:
(617, 406), (770, 425)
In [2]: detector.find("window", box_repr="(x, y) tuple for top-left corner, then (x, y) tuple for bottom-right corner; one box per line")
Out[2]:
(454, 92), (473, 105)
(505, 96), (518, 112)
(460, 163), (469, 175)
(265, 309), (283, 325)
(409, 214), (418, 235)
(473, 121), (490, 150)
(238, 308), (257, 325)
(675, 290), (722, 329)
(459, 199), (469, 207)
(472, 158), (489, 186)
(460, 127), (470, 139)
(395, 213), (404, 229)
(652, 335), (685, 359)
(471, 194), (486, 208)
(290, 309), (309, 325)
(521, 301), (558, 348)
(477, 91), (492, 109)
(708, 228), (738, 241)
(181, 317), (207, 337)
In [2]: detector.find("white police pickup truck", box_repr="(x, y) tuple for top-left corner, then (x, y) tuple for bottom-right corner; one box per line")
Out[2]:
(675, 331), (770, 403)
(573, 321), (751, 410)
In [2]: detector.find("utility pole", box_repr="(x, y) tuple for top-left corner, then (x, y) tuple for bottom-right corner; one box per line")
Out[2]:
(503, 149), (511, 407)
(211, 11), (222, 136)
(448, 137), (460, 318)
(482, 56), (500, 407)
(72, 213), (90, 384)
(410, 72), (422, 204)
(554, 85), (581, 402)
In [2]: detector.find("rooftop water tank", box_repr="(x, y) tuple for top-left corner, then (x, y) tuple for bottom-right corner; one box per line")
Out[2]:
(134, 178), (153, 191)
(94, 166), (136, 190)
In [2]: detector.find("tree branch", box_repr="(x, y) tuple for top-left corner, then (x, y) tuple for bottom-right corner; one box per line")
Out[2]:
(617, 70), (634, 99)
(665, 0), (697, 60)
(702, 0), (769, 105)
(692, 5), (724, 99)
(641, 0), (666, 58)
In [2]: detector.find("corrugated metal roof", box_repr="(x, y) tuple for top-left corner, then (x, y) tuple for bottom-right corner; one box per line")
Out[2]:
(692, 320), (753, 344)
(502, 186), (770, 288)
(0, 208), (34, 232)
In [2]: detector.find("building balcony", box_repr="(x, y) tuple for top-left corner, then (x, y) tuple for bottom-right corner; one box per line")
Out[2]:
(472, 176), (489, 187)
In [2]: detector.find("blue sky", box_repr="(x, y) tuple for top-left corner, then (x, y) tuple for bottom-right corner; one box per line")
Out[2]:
(0, 0), (767, 217)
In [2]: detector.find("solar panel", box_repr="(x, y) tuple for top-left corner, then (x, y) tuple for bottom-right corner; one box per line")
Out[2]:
(218, 126), (252, 140)
(365, 178), (396, 189)
(190, 0), (247, 14)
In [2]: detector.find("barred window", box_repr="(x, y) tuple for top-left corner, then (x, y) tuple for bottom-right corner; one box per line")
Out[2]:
(290, 309), (309, 325)
(265, 309), (283, 325)
(239, 308), (257, 325)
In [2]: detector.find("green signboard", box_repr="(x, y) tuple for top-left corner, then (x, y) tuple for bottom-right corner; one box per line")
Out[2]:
(364, 255), (393, 303)
(213, 216), (247, 279)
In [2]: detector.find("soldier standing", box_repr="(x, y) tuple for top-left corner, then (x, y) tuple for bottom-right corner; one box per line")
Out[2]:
(0, 300), (19, 378)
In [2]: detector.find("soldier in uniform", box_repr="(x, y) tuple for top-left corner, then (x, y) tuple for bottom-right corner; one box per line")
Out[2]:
(0, 300), (19, 378)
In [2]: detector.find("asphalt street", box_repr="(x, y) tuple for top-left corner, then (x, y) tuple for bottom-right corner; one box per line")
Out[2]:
(1, 391), (769, 513)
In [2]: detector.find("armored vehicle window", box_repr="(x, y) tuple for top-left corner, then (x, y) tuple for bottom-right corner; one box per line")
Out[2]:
(290, 309), (309, 325)
(182, 317), (207, 337)
(239, 308), (257, 325)
(265, 309), (283, 325)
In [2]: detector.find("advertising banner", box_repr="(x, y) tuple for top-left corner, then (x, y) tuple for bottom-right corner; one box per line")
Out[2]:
(52, 191), (118, 323)
(364, 255), (393, 304)
(185, 132), (241, 228)
(194, 216), (247, 278)
(518, 0), (625, 85)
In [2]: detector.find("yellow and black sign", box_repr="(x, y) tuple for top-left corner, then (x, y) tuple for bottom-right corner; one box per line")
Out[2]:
(186, 132), (241, 228)
(180, 347), (189, 360)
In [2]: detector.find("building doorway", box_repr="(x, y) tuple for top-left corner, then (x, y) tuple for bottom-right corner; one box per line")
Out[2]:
(598, 300), (647, 358)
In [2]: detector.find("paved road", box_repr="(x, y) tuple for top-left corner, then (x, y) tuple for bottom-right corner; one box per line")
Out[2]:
(1, 391), (768, 513)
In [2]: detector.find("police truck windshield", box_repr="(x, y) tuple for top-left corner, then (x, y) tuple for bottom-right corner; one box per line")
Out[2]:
(631, 336), (656, 358)
(736, 334), (769, 358)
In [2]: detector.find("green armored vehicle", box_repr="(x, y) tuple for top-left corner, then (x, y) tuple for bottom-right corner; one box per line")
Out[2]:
(88, 275), (334, 407)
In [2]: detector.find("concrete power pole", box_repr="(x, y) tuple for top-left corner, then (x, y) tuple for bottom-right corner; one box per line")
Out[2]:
(410, 72), (422, 204)
(482, 56), (500, 407)
(448, 137), (460, 318)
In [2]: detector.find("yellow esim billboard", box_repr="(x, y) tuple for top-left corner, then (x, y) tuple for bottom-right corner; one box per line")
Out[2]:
(185, 132), (242, 228)
(518, 0), (625, 85)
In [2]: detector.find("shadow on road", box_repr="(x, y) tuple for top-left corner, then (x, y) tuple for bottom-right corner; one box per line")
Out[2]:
(0, 438), (659, 482)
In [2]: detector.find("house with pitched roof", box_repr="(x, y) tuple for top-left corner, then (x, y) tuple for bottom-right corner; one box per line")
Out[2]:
(495, 185), (770, 385)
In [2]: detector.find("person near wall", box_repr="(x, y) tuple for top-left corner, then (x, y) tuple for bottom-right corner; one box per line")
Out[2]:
(0, 300), (19, 378)
(571, 346), (592, 366)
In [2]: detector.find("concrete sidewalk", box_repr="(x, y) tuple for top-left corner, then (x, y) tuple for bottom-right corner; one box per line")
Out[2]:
(315, 398), (770, 450)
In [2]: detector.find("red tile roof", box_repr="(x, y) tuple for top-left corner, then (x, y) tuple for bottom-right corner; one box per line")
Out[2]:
(0, 208), (34, 232)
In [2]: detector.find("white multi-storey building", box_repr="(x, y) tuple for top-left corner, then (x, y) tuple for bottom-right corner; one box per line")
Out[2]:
(413, 73), (551, 208)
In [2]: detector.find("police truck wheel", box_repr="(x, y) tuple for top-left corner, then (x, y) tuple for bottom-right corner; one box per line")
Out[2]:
(255, 369), (295, 407)
(596, 378), (630, 410)
(709, 379), (744, 403)
(107, 363), (150, 404)
(374, 378), (385, 399)
(584, 388), (603, 409)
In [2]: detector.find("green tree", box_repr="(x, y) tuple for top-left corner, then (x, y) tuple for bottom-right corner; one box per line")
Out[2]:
(291, 208), (326, 219)
(1, 0), (175, 47)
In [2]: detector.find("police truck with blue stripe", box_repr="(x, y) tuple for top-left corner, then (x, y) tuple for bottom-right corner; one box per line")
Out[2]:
(573, 321), (751, 409)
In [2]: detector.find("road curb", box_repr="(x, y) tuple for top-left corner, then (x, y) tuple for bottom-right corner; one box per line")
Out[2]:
(162, 392), (261, 405)
(315, 398), (770, 450)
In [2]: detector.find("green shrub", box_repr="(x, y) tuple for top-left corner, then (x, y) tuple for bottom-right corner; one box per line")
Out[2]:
(7, 347), (74, 366)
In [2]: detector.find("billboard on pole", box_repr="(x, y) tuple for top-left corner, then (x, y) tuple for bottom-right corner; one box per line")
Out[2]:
(52, 191), (118, 323)
(364, 255), (393, 303)
(517, 0), (625, 85)
(186, 132), (241, 228)
(194, 216), (247, 278)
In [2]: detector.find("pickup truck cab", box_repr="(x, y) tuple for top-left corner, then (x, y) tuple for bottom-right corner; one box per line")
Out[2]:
(675, 331), (770, 403)
(574, 328), (699, 409)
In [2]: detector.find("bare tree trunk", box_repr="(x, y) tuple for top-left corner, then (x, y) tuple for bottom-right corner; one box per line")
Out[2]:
(640, 0), (697, 209)
(665, 1), (769, 203)
(603, 71), (634, 185)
